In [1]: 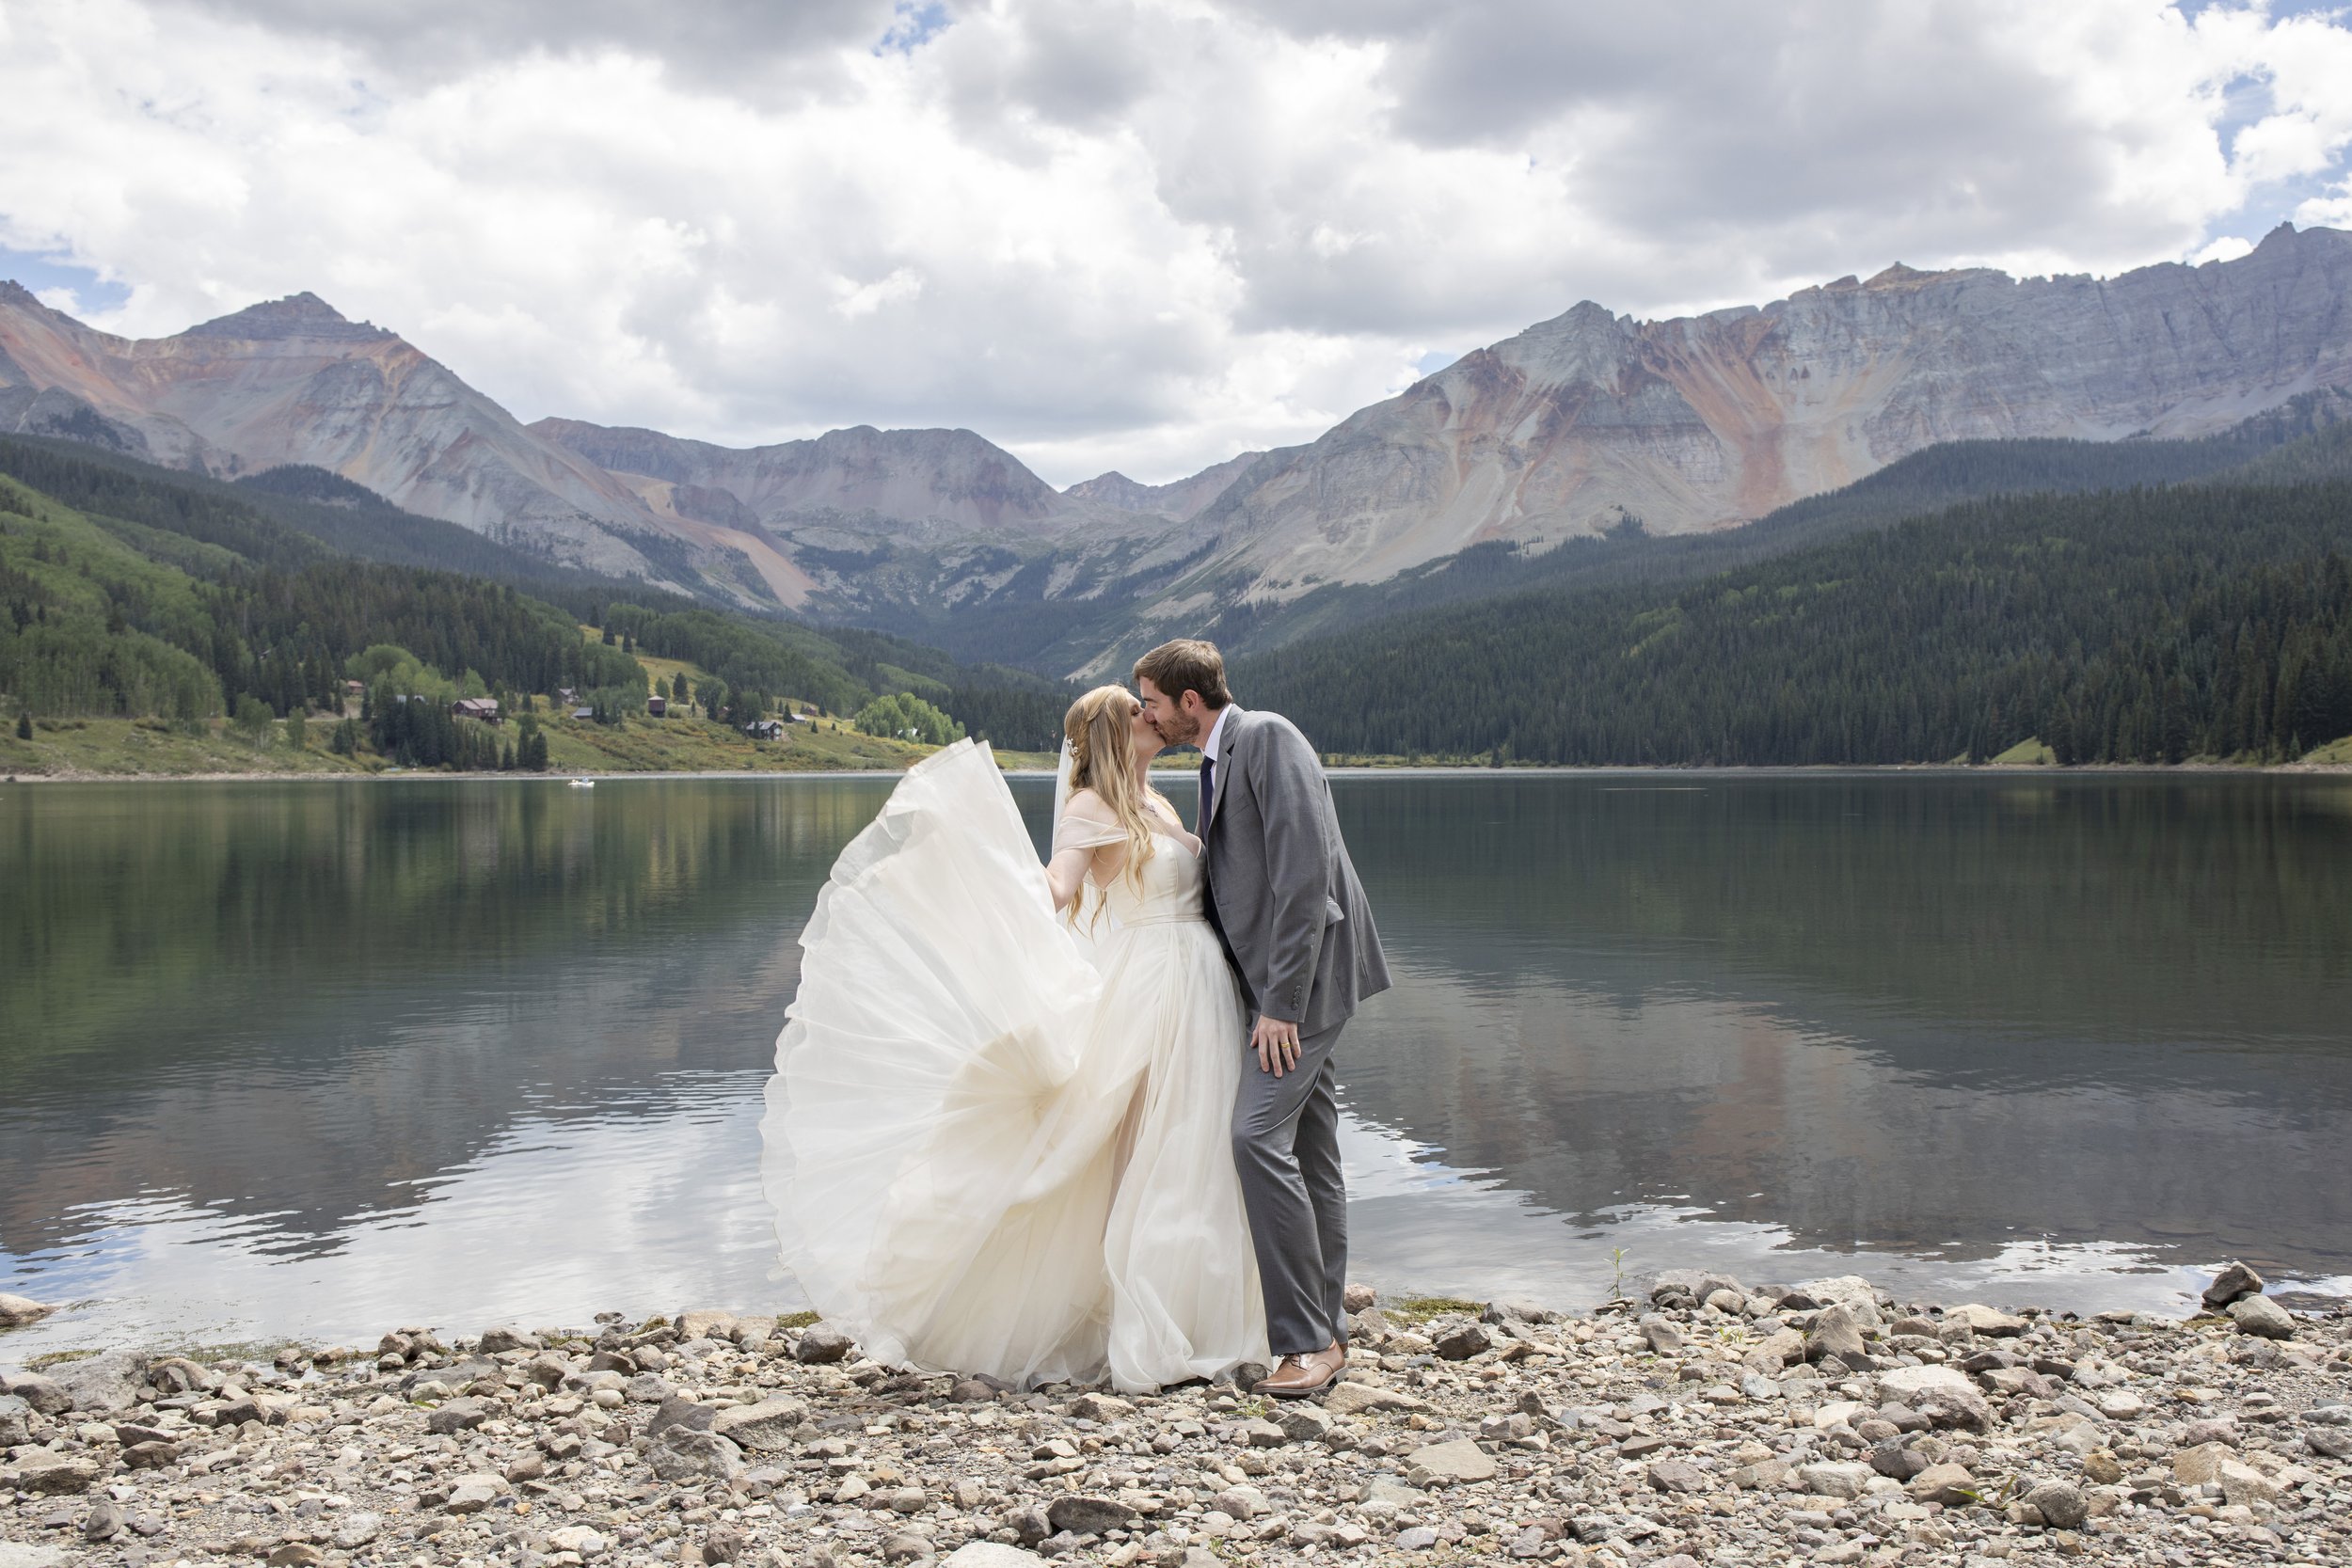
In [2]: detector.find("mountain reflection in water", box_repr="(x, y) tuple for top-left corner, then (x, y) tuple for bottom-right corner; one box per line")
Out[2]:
(2, 770), (2346, 1350)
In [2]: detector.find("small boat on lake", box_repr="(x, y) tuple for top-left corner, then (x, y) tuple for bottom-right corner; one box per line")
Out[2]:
(567, 778), (596, 789)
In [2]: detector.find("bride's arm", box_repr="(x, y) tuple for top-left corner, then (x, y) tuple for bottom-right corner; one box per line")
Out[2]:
(1045, 791), (1118, 911)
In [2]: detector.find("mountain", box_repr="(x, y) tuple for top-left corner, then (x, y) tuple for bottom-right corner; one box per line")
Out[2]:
(0, 285), (724, 586)
(1066, 451), (1266, 520)
(1233, 418), (2352, 766)
(530, 416), (1200, 636)
(1152, 224), (2352, 618)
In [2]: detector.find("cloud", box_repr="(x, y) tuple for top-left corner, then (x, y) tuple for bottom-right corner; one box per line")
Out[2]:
(1, 0), (2347, 487)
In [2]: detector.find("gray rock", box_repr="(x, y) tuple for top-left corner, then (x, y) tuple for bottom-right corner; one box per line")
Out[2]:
(624, 1370), (674, 1402)
(2024, 1480), (2089, 1529)
(426, 1395), (490, 1433)
(1212, 1484), (1268, 1520)
(121, 1439), (181, 1469)
(1045, 1495), (1133, 1536)
(1394, 1527), (1440, 1551)
(880, 1532), (930, 1563)
(0, 1392), (32, 1444)
(1276, 1403), (1333, 1442)
(1875, 1364), (1995, 1433)
(711, 1396), (809, 1450)
(0, 1547), (69, 1568)
(794, 1324), (857, 1364)
(476, 1326), (542, 1354)
(2307, 1428), (2352, 1460)
(1323, 1382), (1432, 1417)
(82, 1499), (126, 1542)
(942, 1548), (1046, 1568)
(1433, 1323), (1491, 1360)
(1239, 1417), (1287, 1448)
(1359, 1474), (1421, 1506)
(0, 1449), (99, 1493)
(1343, 1283), (1379, 1312)
(45, 1350), (147, 1414)
(1805, 1302), (1867, 1364)
(2202, 1261), (2265, 1310)
(1727, 1458), (1791, 1490)
(2, 1370), (69, 1415)
(1943, 1304), (2027, 1337)
(646, 1428), (743, 1481)
(330, 1513), (383, 1550)
(1743, 1327), (1807, 1370)
(1647, 1459), (1708, 1493)
(1909, 1463), (1978, 1505)
(647, 1395), (717, 1436)
(1406, 1437), (1498, 1483)
(1793, 1276), (1884, 1328)
(1640, 1317), (1684, 1354)
(1795, 1460), (1875, 1499)
(1065, 1392), (1133, 1422)
(1482, 1298), (1559, 1324)
(0, 1293), (56, 1328)
(2229, 1294), (2296, 1339)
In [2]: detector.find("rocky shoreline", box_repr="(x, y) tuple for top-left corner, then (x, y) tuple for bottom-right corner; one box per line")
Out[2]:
(4, 1267), (2348, 1568)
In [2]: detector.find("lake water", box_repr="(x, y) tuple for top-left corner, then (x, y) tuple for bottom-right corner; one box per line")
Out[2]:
(4, 768), (2350, 1356)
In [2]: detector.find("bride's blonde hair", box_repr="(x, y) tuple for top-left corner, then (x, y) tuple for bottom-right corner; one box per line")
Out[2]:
(1063, 684), (1168, 919)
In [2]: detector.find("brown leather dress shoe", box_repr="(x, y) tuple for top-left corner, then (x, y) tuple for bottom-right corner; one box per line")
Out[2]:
(1252, 1346), (1343, 1400)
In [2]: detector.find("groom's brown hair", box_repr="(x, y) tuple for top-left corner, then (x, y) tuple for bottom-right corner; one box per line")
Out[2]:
(1133, 639), (1232, 708)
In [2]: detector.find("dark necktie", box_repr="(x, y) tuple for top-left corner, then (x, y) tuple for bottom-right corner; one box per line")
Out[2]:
(1199, 754), (1215, 828)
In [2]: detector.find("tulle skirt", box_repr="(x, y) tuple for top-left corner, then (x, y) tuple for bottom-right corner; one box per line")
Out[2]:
(760, 740), (1265, 1390)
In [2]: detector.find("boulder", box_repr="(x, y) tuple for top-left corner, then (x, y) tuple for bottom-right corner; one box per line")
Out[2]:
(675, 1310), (739, 1341)
(330, 1513), (384, 1550)
(1045, 1495), (1134, 1536)
(943, 1548), (1047, 1568)
(1066, 1391), (1134, 1421)
(709, 1396), (809, 1450)
(1793, 1276), (1885, 1328)
(1, 1370), (70, 1415)
(1276, 1403), (1334, 1442)
(793, 1324), (857, 1364)
(646, 1428), (743, 1481)
(1343, 1283), (1379, 1312)
(0, 1293), (56, 1328)
(0, 1449), (99, 1494)
(2201, 1261), (2265, 1311)
(425, 1396), (491, 1433)
(1943, 1304), (2027, 1337)
(2229, 1294), (2296, 1340)
(1646, 1459), (1708, 1493)
(1796, 1460), (1875, 1499)
(0, 1393), (33, 1445)
(1908, 1463), (1978, 1505)
(476, 1326), (542, 1354)
(2172, 1442), (2234, 1486)
(1743, 1328), (1807, 1371)
(1433, 1323), (1491, 1360)
(1324, 1382), (1432, 1417)
(1640, 1318), (1684, 1354)
(1406, 1438), (1498, 1484)
(45, 1350), (147, 1415)
(1875, 1365), (1994, 1433)
(647, 1395), (717, 1436)
(547, 1526), (606, 1559)
(2023, 1481), (2088, 1529)
(1805, 1302), (1868, 1364)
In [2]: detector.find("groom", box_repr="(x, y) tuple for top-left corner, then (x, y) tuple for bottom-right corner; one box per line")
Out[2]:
(1135, 639), (1391, 1399)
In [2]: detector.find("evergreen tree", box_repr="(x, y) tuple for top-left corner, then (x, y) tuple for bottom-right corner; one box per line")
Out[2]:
(14, 711), (28, 740)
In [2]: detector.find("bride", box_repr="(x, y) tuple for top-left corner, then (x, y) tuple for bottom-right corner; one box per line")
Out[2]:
(759, 685), (1266, 1391)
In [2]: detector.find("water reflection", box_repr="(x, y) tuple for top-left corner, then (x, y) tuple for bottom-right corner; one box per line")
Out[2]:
(2, 770), (2348, 1354)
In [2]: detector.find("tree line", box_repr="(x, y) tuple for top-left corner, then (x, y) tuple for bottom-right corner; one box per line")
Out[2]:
(1238, 477), (2352, 766)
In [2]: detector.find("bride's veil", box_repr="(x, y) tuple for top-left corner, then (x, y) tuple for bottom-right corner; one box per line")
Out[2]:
(1051, 739), (1075, 852)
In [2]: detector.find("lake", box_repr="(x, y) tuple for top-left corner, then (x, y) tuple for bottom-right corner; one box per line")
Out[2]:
(4, 768), (2349, 1354)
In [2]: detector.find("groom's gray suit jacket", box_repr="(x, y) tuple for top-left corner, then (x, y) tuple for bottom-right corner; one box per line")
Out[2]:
(1200, 706), (1390, 1033)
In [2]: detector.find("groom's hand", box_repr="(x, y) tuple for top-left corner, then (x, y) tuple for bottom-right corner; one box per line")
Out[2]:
(1252, 1015), (1301, 1076)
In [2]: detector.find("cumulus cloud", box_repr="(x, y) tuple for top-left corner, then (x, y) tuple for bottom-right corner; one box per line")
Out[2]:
(2, 0), (2348, 487)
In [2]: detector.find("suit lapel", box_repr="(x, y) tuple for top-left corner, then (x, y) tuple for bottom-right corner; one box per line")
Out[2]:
(1204, 706), (1243, 836)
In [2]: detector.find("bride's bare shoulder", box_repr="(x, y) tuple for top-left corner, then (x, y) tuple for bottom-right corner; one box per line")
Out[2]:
(1062, 788), (1115, 821)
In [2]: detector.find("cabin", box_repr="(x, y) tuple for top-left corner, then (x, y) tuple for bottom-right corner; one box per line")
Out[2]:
(452, 697), (501, 723)
(787, 709), (816, 724)
(743, 719), (785, 740)
(556, 688), (579, 705)
(572, 706), (596, 721)
(645, 695), (667, 718)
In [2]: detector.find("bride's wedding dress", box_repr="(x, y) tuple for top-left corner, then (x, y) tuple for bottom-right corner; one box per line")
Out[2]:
(760, 738), (1266, 1391)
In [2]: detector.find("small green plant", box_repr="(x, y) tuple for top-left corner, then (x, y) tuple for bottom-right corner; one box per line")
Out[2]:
(25, 1349), (99, 1370)
(1609, 1246), (1630, 1299)
(777, 1310), (821, 1330)
(1236, 1395), (1273, 1420)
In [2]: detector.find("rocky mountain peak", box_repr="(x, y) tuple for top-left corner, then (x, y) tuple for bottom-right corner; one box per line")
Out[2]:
(183, 292), (393, 343)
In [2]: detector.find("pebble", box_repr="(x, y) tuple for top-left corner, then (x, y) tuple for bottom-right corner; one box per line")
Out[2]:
(0, 1268), (2345, 1567)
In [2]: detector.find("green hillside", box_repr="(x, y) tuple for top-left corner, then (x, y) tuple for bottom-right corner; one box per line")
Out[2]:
(0, 439), (1072, 776)
(1238, 460), (2352, 768)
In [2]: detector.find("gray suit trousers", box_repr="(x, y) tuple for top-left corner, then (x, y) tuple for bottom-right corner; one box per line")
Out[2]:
(1231, 1021), (1348, 1358)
